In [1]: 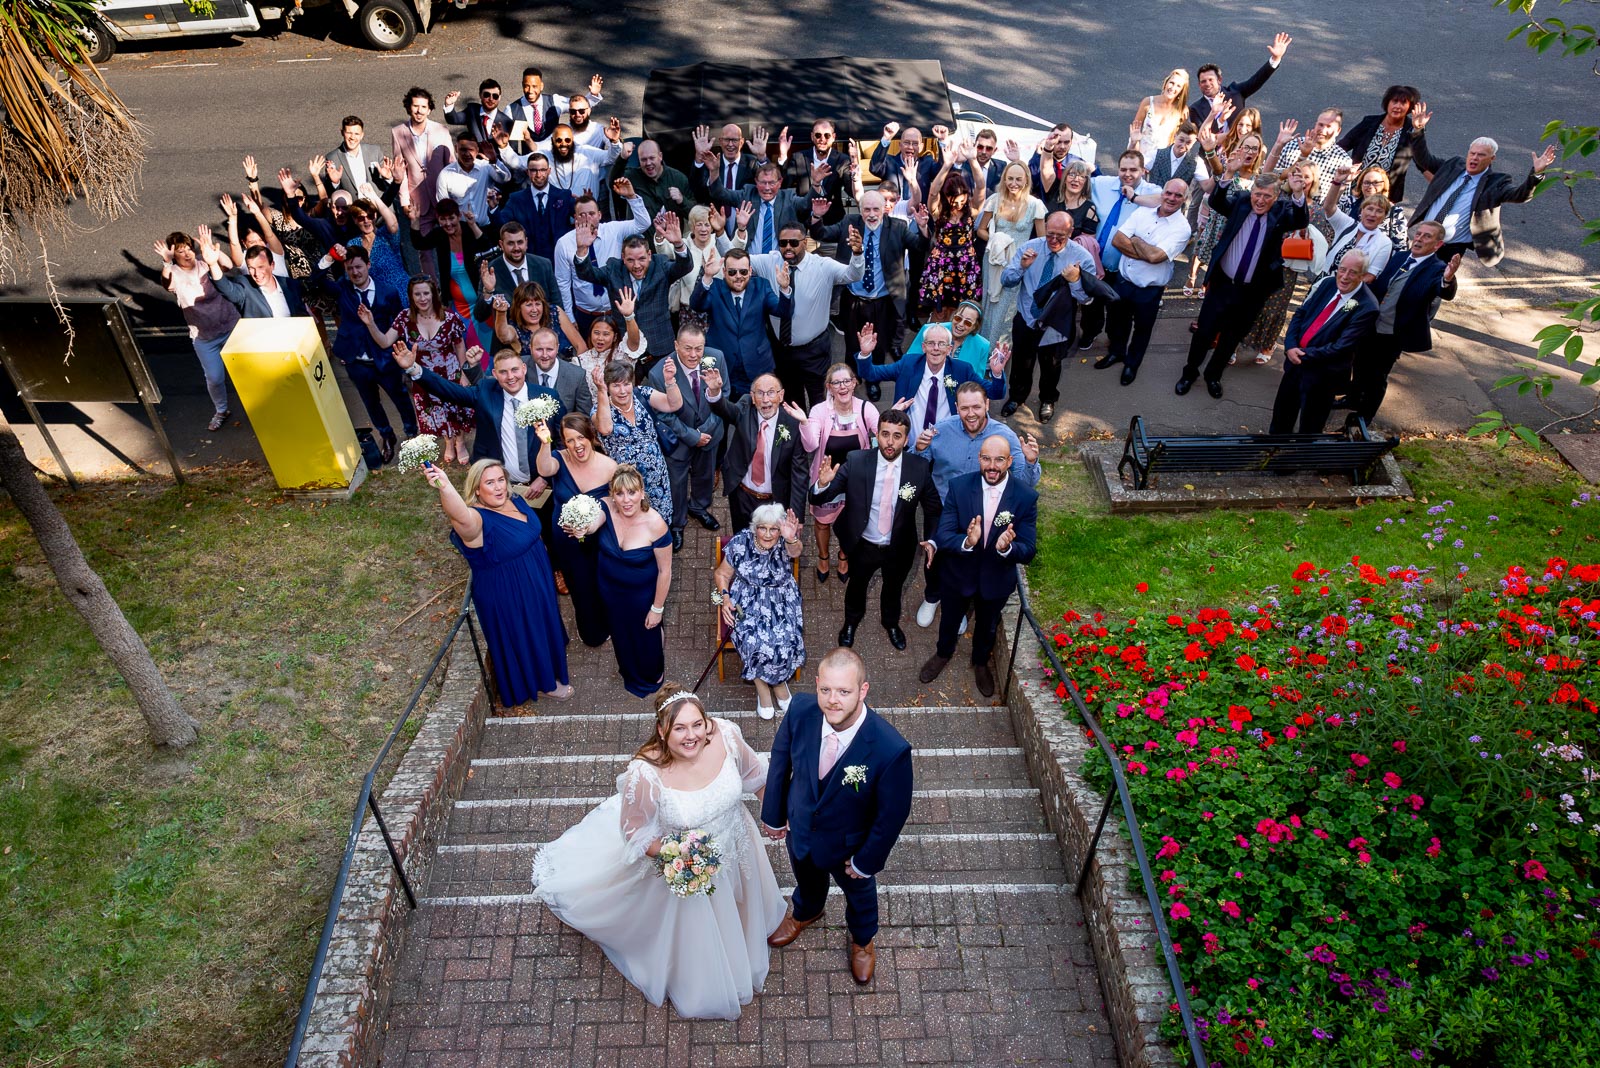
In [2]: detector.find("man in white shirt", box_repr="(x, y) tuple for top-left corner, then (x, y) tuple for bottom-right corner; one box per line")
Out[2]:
(749, 221), (864, 407)
(436, 131), (511, 223)
(532, 121), (623, 199)
(564, 94), (610, 150)
(506, 68), (604, 146)
(1096, 180), (1193, 385)
(554, 189), (652, 333)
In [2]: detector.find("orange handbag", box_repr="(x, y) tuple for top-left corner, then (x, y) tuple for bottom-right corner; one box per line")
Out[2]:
(1280, 234), (1315, 262)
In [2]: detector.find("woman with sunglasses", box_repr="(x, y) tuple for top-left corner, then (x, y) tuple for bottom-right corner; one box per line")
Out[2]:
(1327, 164), (1408, 248)
(906, 301), (994, 370)
(792, 361), (878, 583)
(340, 195), (409, 304)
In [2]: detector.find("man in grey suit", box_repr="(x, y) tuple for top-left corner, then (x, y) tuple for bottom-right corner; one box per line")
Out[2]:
(574, 213), (695, 360)
(810, 189), (927, 397)
(326, 116), (387, 196)
(647, 324), (728, 551)
(522, 327), (593, 421)
(691, 158), (809, 258)
(1408, 123), (1559, 267)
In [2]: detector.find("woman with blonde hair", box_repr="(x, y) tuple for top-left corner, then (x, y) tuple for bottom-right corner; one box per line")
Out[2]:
(531, 687), (786, 1018)
(976, 161), (1047, 345)
(565, 464), (673, 697)
(1129, 69), (1191, 163)
(422, 457), (570, 705)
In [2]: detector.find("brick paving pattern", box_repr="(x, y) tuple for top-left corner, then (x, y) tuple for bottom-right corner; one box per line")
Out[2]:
(377, 497), (1118, 1066)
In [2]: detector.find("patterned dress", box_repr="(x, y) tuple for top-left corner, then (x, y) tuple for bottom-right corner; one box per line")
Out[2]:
(723, 531), (805, 685)
(394, 309), (473, 436)
(918, 213), (982, 310)
(594, 386), (674, 517)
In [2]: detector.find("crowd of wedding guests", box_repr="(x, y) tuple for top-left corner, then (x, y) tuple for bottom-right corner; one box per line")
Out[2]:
(150, 38), (1562, 706)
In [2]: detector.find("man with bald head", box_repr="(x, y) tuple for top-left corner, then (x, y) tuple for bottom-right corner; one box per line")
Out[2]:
(620, 138), (693, 223)
(704, 123), (764, 198)
(1268, 249), (1380, 435)
(705, 370), (810, 532)
(1408, 118), (1559, 266)
(813, 188), (928, 395)
(1097, 178), (1193, 385)
(921, 434), (1039, 697)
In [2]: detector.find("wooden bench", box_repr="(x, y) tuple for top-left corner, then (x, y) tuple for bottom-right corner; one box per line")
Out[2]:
(1117, 414), (1398, 491)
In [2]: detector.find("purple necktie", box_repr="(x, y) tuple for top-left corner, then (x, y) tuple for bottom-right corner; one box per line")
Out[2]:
(1234, 213), (1263, 285)
(923, 373), (940, 433)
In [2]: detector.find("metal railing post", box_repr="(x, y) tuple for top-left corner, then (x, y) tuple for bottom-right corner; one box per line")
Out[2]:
(367, 793), (418, 909)
(1076, 786), (1118, 891)
(1001, 603), (1026, 705)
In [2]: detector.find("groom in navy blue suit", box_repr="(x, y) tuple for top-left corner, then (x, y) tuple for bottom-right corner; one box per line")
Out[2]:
(761, 648), (913, 984)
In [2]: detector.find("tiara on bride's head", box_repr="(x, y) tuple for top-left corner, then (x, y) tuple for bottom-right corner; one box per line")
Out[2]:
(662, 690), (701, 708)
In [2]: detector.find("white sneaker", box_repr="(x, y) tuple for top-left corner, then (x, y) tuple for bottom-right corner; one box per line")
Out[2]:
(916, 600), (937, 628)
(756, 704), (775, 721)
(959, 615), (969, 636)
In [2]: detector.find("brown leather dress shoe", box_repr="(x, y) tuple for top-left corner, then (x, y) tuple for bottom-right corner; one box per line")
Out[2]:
(849, 940), (876, 984)
(918, 654), (950, 684)
(974, 661), (995, 698)
(554, 570), (569, 596)
(767, 908), (822, 947)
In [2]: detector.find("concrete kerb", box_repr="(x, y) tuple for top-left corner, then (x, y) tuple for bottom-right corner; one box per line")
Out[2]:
(996, 575), (1182, 1068)
(294, 643), (489, 1068)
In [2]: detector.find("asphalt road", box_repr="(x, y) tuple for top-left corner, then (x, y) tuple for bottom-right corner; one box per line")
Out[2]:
(6, 0), (1597, 327)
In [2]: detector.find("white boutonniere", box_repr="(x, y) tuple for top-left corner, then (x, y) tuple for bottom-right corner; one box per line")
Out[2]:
(1340, 298), (1358, 313)
(993, 510), (1014, 528)
(699, 355), (717, 371)
(898, 482), (917, 501)
(842, 764), (868, 791)
(943, 374), (958, 390)
(776, 424), (791, 442)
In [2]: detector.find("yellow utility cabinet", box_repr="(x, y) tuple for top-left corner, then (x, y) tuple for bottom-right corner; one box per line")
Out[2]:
(221, 317), (365, 494)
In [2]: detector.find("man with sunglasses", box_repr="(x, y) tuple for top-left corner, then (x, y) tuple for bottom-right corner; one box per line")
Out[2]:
(443, 79), (512, 144)
(784, 119), (854, 225)
(565, 94), (609, 150)
(751, 221), (864, 408)
(529, 120), (623, 200)
(507, 68), (604, 146)
(691, 247), (793, 396)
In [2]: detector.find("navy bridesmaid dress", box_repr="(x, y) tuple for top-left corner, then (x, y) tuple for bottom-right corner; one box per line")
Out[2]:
(596, 504), (671, 698)
(451, 496), (569, 706)
(551, 452), (611, 647)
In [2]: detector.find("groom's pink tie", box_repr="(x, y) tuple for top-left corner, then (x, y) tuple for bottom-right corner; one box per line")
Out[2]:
(819, 733), (841, 779)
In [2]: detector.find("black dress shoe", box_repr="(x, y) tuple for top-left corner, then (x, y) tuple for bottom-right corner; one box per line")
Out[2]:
(866, 382), (881, 401)
(1001, 401), (1021, 417)
(671, 530), (684, 553)
(816, 566), (829, 583)
(885, 625), (907, 650)
(1174, 378), (1194, 396)
(974, 662), (996, 698)
(838, 622), (857, 647)
(1038, 403), (1054, 421)
(1093, 353), (1123, 370)
(690, 510), (720, 531)
(1120, 367), (1137, 386)
(1206, 379), (1224, 399)
(378, 428), (397, 463)
(1330, 396), (1355, 410)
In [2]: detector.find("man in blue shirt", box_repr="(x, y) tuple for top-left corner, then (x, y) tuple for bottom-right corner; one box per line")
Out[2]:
(1078, 151), (1164, 351)
(999, 212), (1096, 421)
(911, 381), (1041, 633)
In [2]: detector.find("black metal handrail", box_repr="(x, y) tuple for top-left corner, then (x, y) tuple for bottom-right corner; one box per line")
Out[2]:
(284, 584), (489, 1068)
(1003, 569), (1208, 1068)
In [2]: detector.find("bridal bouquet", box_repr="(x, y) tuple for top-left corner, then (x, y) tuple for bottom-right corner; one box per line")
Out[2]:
(395, 434), (441, 473)
(513, 394), (561, 427)
(657, 829), (721, 897)
(558, 494), (602, 540)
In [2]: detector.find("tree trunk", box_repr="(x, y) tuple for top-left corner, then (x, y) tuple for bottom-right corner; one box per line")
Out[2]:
(0, 411), (198, 749)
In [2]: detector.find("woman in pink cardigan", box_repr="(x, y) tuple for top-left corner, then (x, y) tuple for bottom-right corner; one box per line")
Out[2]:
(784, 360), (879, 583)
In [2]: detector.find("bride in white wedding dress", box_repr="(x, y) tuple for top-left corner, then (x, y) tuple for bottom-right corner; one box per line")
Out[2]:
(531, 689), (788, 1019)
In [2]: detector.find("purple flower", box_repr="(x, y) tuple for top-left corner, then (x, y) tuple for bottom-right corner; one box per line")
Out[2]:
(1374, 1001), (1390, 1013)
(1313, 1028), (1332, 1040)
(1536, 950), (1550, 960)
(1262, 1036), (1276, 1048)
(1411, 1051), (1424, 1061)
(1217, 1009), (1233, 1025)
(1481, 967), (1499, 981)
(1339, 982), (1356, 997)
(1503, 935), (1516, 946)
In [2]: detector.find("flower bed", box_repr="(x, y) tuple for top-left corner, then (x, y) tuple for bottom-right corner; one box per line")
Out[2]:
(1047, 501), (1599, 1066)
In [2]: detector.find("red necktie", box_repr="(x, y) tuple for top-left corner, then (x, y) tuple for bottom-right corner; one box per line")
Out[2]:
(1301, 292), (1343, 344)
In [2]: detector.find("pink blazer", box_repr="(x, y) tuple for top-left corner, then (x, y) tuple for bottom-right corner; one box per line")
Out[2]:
(800, 398), (878, 484)
(390, 120), (454, 228)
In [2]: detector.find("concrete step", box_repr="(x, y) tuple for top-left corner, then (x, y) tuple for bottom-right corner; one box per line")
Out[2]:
(462, 745), (1033, 796)
(444, 789), (1053, 844)
(478, 706), (1018, 756)
(423, 829), (1068, 900)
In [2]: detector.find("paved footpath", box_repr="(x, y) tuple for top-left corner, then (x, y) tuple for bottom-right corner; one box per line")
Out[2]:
(376, 509), (1118, 1067)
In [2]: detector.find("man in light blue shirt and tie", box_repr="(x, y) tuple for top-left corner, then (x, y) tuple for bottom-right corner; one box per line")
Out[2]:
(1408, 127), (1557, 268)
(998, 212), (1096, 421)
(1078, 150), (1162, 351)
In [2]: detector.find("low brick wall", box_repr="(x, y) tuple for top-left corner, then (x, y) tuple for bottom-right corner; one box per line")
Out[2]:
(294, 644), (488, 1068)
(996, 585), (1181, 1068)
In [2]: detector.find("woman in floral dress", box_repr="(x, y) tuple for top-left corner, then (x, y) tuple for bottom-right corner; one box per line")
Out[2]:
(589, 361), (684, 518)
(916, 162), (983, 321)
(362, 275), (474, 463)
(713, 505), (805, 720)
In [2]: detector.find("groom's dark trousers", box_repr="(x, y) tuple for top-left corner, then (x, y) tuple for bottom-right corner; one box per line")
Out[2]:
(761, 694), (914, 946)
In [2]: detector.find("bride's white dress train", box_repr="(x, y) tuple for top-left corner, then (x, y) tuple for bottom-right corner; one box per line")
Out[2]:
(530, 718), (788, 1020)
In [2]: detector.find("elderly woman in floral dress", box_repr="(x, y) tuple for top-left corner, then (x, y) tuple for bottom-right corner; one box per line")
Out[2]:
(713, 504), (805, 721)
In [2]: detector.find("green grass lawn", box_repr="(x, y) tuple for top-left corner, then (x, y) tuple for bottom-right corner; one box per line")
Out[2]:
(1028, 439), (1597, 615)
(0, 465), (462, 1068)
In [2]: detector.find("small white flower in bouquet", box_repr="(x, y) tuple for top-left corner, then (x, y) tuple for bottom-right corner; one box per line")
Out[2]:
(558, 494), (603, 540)
(396, 434), (441, 473)
(992, 510), (1014, 528)
(514, 394), (562, 427)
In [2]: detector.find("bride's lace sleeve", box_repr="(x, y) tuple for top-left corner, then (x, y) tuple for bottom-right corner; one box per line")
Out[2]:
(721, 718), (769, 793)
(618, 760), (662, 863)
